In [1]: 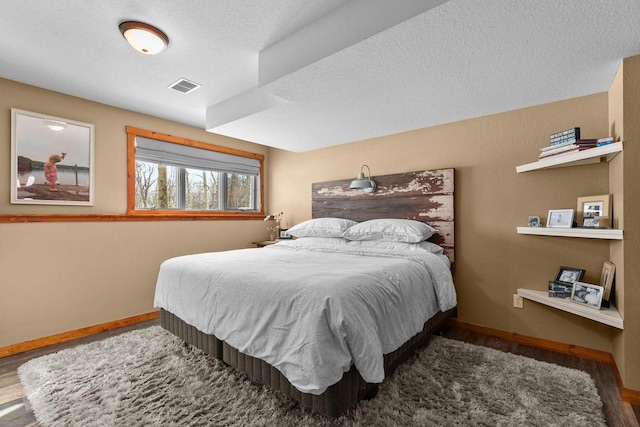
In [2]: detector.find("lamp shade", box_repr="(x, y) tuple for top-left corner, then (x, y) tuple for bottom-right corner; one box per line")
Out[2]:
(119, 21), (169, 55)
(349, 165), (377, 193)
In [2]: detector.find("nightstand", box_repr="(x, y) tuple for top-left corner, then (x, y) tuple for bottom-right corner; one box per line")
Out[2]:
(252, 240), (276, 248)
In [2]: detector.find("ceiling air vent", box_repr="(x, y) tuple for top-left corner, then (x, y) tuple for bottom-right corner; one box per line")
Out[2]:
(168, 78), (201, 94)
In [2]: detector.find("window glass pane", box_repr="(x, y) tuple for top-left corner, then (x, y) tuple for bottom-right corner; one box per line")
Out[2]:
(226, 173), (254, 211)
(185, 168), (220, 210)
(134, 161), (179, 210)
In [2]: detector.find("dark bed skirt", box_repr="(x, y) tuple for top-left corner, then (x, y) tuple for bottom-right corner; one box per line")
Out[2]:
(160, 308), (455, 417)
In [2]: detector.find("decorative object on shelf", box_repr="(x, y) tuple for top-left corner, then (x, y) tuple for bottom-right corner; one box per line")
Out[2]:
(528, 216), (542, 227)
(576, 194), (612, 226)
(571, 282), (604, 310)
(548, 280), (572, 298)
(550, 127), (580, 146)
(278, 228), (292, 239)
(582, 217), (599, 228)
(349, 164), (377, 193)
(600, 261), (616, 301)
(264, 211), (284, 241)
(11, 108), (95, 206)
(547, 209), (574, 228)
(554, 266), (586, 285)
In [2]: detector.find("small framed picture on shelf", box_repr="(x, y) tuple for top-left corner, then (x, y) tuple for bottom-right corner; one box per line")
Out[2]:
(547, 209), (574, 228)
(554, 266), (586, 285)
(582, 217), (599, 228)
(528, 216), (542, 227)
(571, 282), (604, 309)
(548, 280), (572, 298)
(278, 228), (292, 239)
(599, 261), (615, 301)
(577, 194), (612, 225)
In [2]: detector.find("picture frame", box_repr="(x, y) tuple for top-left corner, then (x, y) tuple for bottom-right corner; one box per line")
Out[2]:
(571, 281), (604, 310)
(528, 215), (541, 227)
(548, 280), (572, 299)
(278, 228), (292, 239)
(554, 266), (586, 285)
(547, 209), (574, 228)
(600, 261), (615, 301)
(11, 108), (95, 206)
(582, 217), (599, 228)
(577, 194), (612, 225)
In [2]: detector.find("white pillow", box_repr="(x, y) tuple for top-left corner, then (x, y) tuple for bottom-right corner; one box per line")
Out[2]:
(342, 219), (437, 243)
(287, 218), (358, 238)
(274, 237), (348, 248)
(346, 239), (444, 254)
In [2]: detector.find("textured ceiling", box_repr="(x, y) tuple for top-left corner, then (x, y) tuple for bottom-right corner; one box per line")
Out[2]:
(1, 0), (639, 152)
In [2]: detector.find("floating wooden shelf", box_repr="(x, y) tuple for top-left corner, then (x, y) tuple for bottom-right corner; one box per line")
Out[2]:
(516, 142), (623, 173)
(516, 227), (623, 240)
(517, 289), (623, 329)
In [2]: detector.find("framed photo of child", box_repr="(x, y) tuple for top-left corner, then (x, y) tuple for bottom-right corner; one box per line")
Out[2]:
(11, 109), (95, 206)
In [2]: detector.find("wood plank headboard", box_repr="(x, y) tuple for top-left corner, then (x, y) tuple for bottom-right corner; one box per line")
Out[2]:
(311, 168), (454, 263)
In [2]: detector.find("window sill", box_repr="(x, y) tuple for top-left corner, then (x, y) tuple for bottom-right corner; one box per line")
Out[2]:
(0, 212), (264, 223)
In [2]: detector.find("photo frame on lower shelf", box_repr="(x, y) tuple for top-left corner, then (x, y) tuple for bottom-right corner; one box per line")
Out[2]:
(554, 266), (586, 285)
(600, 261), (615, 301)
(571, 282), (604, 310)
(548, 281), (572, 299)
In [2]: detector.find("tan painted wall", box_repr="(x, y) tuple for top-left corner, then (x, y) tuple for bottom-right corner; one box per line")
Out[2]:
(269, 93), (615, 354)
(0, 79), (271, 347)
(620, 55), (640, 389)
(608, 61), (626, 386)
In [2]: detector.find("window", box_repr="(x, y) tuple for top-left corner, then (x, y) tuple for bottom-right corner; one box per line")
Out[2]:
(127, 127), (264, 219)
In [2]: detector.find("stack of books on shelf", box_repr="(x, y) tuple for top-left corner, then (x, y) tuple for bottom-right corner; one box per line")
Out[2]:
(539, 128), (614, 160)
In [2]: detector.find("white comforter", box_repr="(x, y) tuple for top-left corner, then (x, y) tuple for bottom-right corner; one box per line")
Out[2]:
(153, 242), (456, 395)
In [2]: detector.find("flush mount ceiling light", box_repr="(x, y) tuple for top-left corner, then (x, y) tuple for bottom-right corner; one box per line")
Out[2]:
(44, 119), (67, 131)
(349, 164), (377, 193)
(119, 21), (169, 55)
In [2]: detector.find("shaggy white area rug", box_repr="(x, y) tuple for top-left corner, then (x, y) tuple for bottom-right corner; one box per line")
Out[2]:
(18, 326), (606, 426)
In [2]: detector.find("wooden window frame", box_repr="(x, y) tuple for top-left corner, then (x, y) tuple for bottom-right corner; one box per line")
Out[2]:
(126, 127), (265, 220)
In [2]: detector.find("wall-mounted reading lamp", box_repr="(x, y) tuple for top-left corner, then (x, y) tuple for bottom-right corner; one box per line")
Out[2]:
(349, 164), (377, 193)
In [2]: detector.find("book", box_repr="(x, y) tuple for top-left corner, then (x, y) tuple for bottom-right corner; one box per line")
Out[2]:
(550, 127), (580, 146)
(596, 137), (614, 147)
(539, 144), (600, 159)
(575, 139), (598, 145)
(539, 149), (579, 159)
(540, 140), (575, 151)
(539, 144), (579, 157)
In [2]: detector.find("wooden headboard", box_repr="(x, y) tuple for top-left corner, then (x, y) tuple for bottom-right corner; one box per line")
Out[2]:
(311, 168), (454, 263)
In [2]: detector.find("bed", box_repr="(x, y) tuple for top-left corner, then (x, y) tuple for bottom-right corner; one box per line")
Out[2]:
(155, 168), (456, 417)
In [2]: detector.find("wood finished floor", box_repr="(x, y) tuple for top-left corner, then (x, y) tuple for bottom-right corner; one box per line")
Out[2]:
(1, 319), (638, 427)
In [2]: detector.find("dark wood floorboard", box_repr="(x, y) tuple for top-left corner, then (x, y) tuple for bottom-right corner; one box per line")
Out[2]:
(1, 319), (638, 426)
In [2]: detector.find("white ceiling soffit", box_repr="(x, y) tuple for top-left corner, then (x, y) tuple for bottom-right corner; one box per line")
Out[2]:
(207, 0), (640, 152)
(1, 1), (640, 153)
(205, 0), (447, 137)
